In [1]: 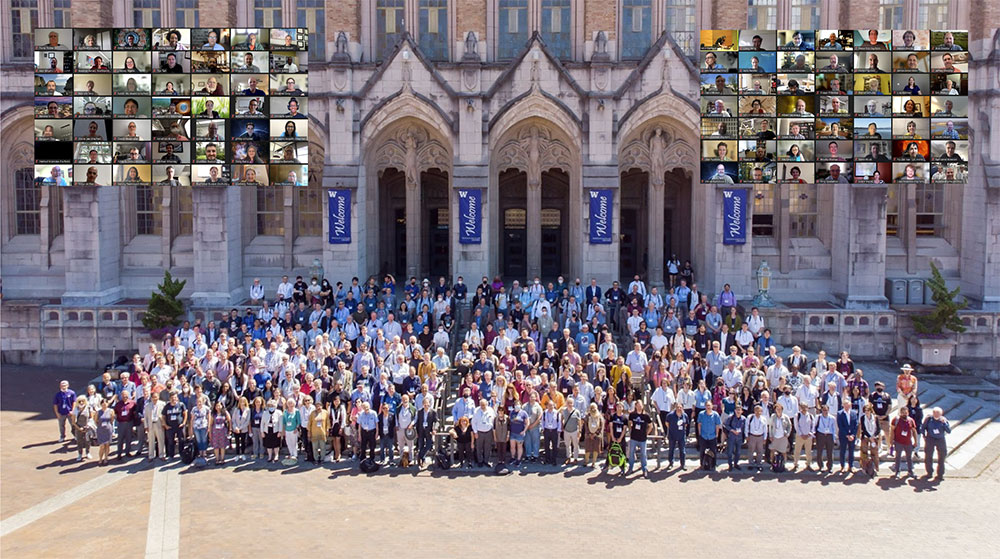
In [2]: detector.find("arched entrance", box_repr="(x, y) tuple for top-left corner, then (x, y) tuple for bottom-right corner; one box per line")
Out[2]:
(366, 120), (451, 280)
(492, 121), (577, 282)
(618, 122), (697, 286)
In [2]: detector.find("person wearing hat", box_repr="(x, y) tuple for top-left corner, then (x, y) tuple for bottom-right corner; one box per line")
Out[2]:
(896, 364), (918, 405)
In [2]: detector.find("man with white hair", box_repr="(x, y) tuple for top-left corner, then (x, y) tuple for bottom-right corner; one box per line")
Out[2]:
(53, 380), (76, 442)
(922, 407), (951, 480)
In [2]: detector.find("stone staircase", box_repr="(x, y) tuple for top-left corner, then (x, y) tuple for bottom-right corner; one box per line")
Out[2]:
(860, 363), (1000, 473)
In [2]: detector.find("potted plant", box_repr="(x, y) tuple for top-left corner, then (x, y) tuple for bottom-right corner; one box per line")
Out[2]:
(137, 270), (187, 348)
(905, 262), (966, 367)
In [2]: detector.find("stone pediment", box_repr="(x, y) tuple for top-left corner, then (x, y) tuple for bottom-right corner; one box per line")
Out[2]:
(356, 32), (458, 117)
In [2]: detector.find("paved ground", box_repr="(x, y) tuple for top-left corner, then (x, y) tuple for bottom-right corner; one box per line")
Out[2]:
(2, 365), (999, 558)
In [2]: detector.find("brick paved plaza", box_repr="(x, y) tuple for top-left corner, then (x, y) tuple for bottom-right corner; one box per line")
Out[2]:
(2, 365), (998, 558)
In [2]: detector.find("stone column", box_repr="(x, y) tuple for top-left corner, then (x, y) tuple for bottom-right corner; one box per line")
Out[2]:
(526, 178), (542, 279)
(831, 185), (890, 309)
(190, 186), (244, 307)
(62, 187), (123, 305)
(647, 180), (665, 287)
(405, 178), (422, 279)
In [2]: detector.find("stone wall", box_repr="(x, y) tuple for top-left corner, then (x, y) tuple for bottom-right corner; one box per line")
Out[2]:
(5, 301), (995, 369)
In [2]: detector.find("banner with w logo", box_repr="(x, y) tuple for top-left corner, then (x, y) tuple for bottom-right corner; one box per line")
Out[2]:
(589, 189), (613, 244)
(722, 189), (747, 245)
(457, 189), (482, 244)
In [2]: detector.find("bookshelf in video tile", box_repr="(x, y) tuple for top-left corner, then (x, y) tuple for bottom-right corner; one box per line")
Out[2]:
(699, 29), (968, 184)
(33, 27), (309, 187)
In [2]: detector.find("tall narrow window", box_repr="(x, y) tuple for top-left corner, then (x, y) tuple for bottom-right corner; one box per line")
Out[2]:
(788, 185), (817, 237)
(621, 0), (652, 60)
(376, 0), (406, 62)
(255, 0), (281, 27)
(11, 0), (38, 60)
(541, 0), (571, 60)
(177, 185), (193, 236)
(915, 185), (944, 237)
(298, 0), (326, 61)
(665, 0), (696, 56)
(419, 0), (449, 61)
(14, 169), (40, 235)
(133, 0), (162, 27)
(136, 185), (163, 236)
(54, 0), (72, 27)
(176, 0), (199, 27)
(747, 0), (777, 30)
(790, 0), (819, 29)
(885, 185), (899, 236)
(498, 0), (529, 60)
(917, 0), (950, 29)
(256, 186), (284, 235)
(879, 0), (904, 29)
(752, 184), (774, 237)
(297, 186), (323, 237)
(50, 185), (64, 238)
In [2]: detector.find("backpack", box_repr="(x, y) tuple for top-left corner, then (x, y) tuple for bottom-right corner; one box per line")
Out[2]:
(770, 451), (786, 473)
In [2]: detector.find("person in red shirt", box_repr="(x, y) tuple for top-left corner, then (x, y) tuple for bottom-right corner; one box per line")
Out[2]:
(891, 406), (917, 478)
(113, 392), (137, 460)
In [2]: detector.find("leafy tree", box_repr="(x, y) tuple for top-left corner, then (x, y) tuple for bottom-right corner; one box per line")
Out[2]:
(912, 262), (967, 335)
(142, 270), (186, 331)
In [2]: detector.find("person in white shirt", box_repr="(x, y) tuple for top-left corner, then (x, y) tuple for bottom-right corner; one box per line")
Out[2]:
(627, 275), (647, 299)
(744, 405), (769, 470)
(651, 378), (676, 428)
(734, 323), (754, 352)
(626, 310), (644, 337)
(276, 275), (294, 301)
(766, 357), (789, 391)
(625, 343), (648, 377)
(649, 327), (669, 353)
(471, 398), (497, 466)
(746, 307), (765, 339)
(796, 381), (819, 414)
(249, 278), (265, 303)
(722, 362), (743, 390)
(395, 394), (416, 464)
(465, 323), (483, 350)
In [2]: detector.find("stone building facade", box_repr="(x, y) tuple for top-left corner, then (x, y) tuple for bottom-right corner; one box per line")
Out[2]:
(2, 1), (1000, 364)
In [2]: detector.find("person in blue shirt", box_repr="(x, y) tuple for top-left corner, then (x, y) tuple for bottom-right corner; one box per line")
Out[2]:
(922, 406), (951, 479)
(697, 401), (722, 470)
(724, 406), (746, 471)
(53, 380), (77, 442)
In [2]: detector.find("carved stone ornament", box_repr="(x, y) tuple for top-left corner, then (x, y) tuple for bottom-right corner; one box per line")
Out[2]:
(373, 125), (451, 188)
(618, 124), (696, 184)
(495, 124), (573, 187)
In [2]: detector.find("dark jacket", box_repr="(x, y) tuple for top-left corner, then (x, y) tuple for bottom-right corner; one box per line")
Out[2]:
(837, 409), (859, 440)
(416, 408), (437, 436)
(376, 412), (396, 438)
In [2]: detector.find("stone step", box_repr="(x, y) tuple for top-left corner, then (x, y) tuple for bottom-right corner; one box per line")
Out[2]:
(946, 407), (999, 454)
(946, 413), (1000, 471)
(943, 398), (983, 428)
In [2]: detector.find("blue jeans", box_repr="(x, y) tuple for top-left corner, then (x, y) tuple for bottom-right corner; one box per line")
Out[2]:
(525, 426), (541, 458)
(627, 440), (648, 471)
(727, 435), (743, 467)
(193, 428), (208, 452)
(668, 434), (686, 467)
(379, 434), (394, 461)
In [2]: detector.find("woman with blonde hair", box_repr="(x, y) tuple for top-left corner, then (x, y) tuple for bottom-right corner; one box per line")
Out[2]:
(308, 397), (331, 465)
(232, 396), (251, 461)
(583, 403), (605, 467)
(95, 399), (114, 465)
(282, 397), (302, 463)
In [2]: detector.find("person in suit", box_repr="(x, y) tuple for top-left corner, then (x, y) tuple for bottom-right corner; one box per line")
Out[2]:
(837, 399), (860, 473)
(376, 402), (396, 463)
(415, 397), (437, 464)
(718, 324), (737, 355)
(143, 390), (167, 460)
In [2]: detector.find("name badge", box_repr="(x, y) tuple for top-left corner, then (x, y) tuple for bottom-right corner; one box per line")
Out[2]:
(932, 429), (940, 435)
(901, 429), (908, 437)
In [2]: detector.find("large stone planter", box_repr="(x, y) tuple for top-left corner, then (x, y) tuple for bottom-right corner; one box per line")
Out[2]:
(905, 336), (957, 367)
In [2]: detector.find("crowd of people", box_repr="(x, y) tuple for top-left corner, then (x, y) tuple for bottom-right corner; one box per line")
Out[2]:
(51, 271), (952, 480)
